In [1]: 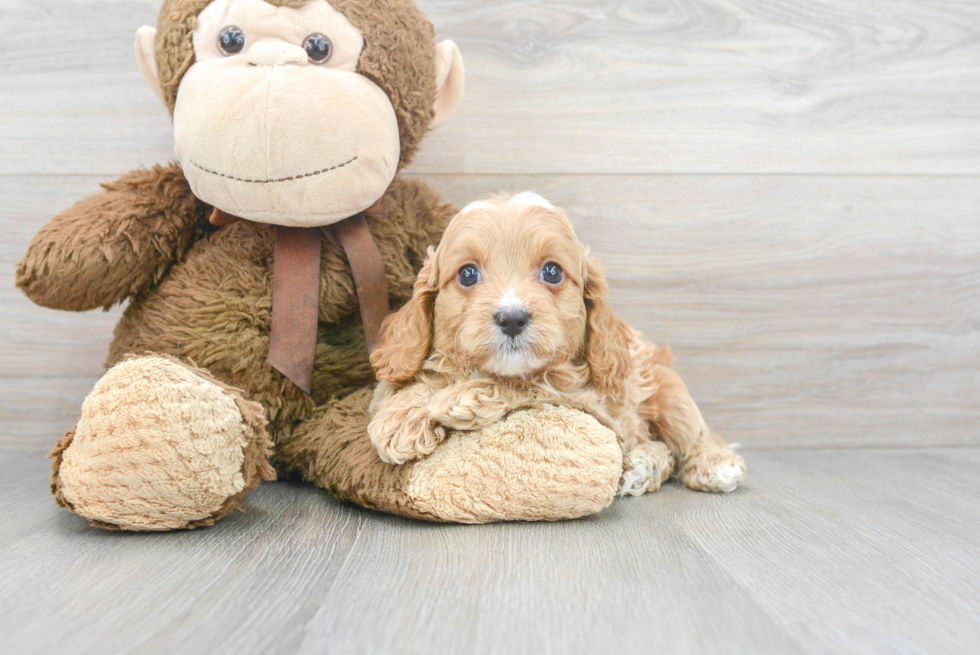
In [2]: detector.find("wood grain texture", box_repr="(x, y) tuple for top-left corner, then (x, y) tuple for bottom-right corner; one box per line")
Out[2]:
(3, 175), (977, 449)
(1, 0), (979, 175)
(426, 175), (980, 449)
(3, 2), (978, 653)
(2, 448), (979, 655)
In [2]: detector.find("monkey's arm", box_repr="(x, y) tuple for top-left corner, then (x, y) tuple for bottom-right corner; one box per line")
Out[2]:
(16, 164), (209, 312)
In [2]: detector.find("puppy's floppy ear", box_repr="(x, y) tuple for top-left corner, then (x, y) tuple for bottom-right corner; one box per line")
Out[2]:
(584, 254), (633, 398)
(370, 252), (438, 383)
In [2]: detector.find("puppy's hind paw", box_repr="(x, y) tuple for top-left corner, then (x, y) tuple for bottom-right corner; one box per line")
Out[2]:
(678, 448), (746, 493)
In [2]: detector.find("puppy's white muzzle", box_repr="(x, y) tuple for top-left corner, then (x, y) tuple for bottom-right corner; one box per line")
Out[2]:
(486, 290), (539, 377)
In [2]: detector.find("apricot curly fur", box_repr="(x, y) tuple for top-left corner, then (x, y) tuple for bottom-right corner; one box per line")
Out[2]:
(367, 194), (746, 494)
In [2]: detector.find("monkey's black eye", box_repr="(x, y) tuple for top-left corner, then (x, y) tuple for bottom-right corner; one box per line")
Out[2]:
(218, 26), (246, 56)
(541, 262), (564, 285)
(457, 265), (481, 288)
(303, 33), (333, 64)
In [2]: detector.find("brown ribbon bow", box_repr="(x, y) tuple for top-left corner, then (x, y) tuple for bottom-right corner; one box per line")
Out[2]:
(210, 199), (389, 394)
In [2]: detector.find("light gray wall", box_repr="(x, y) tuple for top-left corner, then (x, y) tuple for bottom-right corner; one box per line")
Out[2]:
(2, 0), (978, 449)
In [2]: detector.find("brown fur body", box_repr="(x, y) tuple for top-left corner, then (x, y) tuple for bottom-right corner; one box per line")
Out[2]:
(18, 165), (455, 465)
(101, 170), (454, 427)
(16, 0), (646, 528)
(15, 0), (470, 528)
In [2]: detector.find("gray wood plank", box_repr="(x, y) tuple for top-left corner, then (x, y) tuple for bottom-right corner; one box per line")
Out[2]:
(775, 447), (980, 545)
(0, 452), (370, 655)
(0, 449), (61, 550)
(5, 174), (976, 449)
(0, 280), (121, 379)
(0, 376), (99, 447)
(294, 500), (806, 655)
(2, 0), (979, 175)
(666, 449), (980, 655)
(3, 448), (979, 655)
(0, 0), (171, 176)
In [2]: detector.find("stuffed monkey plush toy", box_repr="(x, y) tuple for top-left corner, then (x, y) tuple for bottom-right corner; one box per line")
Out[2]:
(16, 0), (625, 530)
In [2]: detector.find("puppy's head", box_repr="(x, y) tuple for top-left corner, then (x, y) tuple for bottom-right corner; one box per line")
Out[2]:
(371, 192), (633, 395)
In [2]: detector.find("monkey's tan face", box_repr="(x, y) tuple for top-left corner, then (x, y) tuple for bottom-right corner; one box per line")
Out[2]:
(173, 0), (401, 227)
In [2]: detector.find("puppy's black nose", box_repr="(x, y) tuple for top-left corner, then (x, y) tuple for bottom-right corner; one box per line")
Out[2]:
(495, 310), (530, 338)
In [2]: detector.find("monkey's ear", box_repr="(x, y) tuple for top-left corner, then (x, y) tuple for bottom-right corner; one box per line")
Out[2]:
(431, 40), (465, 130)
(135, 26), (165, 104)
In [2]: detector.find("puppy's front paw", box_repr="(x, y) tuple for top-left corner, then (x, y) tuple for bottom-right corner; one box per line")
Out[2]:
(430, 380), (506, 430)
(443, 398), (481, 425)
(620, 441), (675, 496)
(368, 407), (446, 465)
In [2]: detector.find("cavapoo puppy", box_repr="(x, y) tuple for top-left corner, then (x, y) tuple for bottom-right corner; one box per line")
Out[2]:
(368, 192), (746, 494)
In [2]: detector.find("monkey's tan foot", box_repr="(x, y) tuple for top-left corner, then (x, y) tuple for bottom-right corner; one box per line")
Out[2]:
(619, 441), (675, 496)
(406, 404), (624, 523)
(677, 446), (746, 493)
(49, 355), (275, 531)
(281, 393), (624, 524)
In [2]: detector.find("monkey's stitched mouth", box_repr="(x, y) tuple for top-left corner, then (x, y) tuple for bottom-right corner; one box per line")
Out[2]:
(189, 156), (358, 184)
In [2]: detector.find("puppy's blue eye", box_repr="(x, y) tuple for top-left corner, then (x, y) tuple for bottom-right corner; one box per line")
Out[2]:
(541, 262), (564, 285)
(457, 264), (481, 287)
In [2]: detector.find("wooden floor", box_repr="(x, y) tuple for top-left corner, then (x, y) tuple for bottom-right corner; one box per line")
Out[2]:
(2, 447), (978, 655)
(2, 0), (979, 653)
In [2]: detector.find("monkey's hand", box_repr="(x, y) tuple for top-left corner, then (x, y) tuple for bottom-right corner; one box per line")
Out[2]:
(368, 383), (446, 465)
(16, 164), (208, 312)
(426, 378), (537, 432)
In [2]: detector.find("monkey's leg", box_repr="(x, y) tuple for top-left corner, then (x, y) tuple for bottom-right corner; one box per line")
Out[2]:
(277, 391), (625, 523)
(638, 365), (746, 493)
(50, 355), (275, 531)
